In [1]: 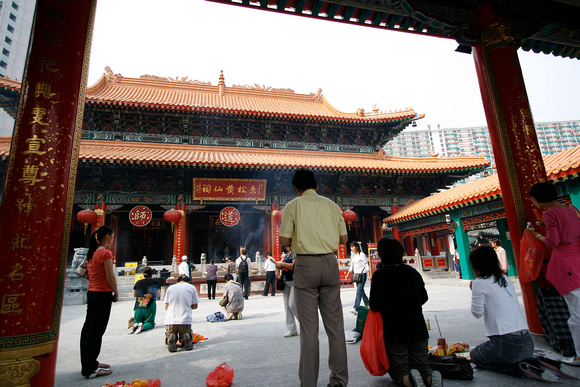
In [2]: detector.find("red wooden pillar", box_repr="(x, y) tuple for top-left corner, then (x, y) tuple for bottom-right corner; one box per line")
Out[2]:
(473, 4), (546, 333)
(0, 1), (96, 386)
(390, 205), (400, 241)
(174, 203), (186, 263)
(404, 236), (414, 257)
(428, 232), (440, 256)
(371, 214), (383, 243)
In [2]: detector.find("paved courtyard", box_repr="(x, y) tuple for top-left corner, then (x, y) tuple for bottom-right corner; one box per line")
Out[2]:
(55, 279), (580, 386)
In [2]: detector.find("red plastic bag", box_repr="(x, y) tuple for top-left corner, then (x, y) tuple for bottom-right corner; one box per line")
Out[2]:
(206, 363), (234, 387)
(519, 229), (550, 283)
(147, 379), (161, 387)
(360, 309), (389, 376)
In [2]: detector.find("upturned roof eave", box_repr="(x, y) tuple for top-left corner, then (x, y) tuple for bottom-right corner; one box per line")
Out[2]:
(385, 153), (580, 225)
(84, 98), (419, 124)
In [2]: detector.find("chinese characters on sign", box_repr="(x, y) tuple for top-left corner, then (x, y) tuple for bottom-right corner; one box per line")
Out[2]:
(129, 206), (153, 227)
(193, 178), (267, 201)
(220, 207), (241, 227)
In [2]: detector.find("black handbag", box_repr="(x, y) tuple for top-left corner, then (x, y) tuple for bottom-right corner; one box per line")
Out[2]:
(352, 272), (362, 283)
(428, 353), (473, 380)
(276, 277), (285, 291)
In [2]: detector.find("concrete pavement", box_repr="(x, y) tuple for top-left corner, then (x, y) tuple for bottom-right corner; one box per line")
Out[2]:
(55, 278), (580, 386)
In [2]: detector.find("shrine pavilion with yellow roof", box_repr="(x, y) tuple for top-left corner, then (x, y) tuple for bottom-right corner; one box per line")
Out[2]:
(0, 69), (489, 265)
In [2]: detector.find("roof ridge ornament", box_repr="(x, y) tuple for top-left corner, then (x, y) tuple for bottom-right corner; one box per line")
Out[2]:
(309, 88), (322, 101)
(104, 66), (122, 83)
(374, 148), (388, 160)
(219, 70), (225, 97)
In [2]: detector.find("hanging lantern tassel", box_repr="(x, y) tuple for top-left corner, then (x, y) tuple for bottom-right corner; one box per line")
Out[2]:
(164, 209), (182, 233)
(76, 209), (98, 235)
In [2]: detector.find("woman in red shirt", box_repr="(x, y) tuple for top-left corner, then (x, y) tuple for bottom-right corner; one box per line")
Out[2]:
(80, 225), (119, 379)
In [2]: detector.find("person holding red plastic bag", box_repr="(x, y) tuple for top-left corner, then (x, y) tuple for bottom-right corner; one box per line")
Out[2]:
(369, 238), (443, 387)
(529, 182), (580, 366)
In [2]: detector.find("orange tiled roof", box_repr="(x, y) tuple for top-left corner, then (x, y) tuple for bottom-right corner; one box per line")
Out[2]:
(1, 70), (423, 123)
(86, 69), (422, 123)
(385, 145), (580, 224)
(0, 137), (489, 173)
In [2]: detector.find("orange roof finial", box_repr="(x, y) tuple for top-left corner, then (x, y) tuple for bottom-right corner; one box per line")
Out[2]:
(218, 70), (225, 97)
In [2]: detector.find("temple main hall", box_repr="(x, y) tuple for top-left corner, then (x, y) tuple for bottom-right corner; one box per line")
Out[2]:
(0, 69), (488, 265)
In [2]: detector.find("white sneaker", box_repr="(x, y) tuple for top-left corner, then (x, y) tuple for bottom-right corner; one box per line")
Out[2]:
(134, 322), (143, 334)
(350, 309), (358, 315)
(284, 330), (298, 338)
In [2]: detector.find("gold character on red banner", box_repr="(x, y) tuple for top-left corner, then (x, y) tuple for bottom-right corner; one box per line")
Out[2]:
(16, 197), (36, 216)
(18, 164), (44, 186)
(34, 82), (56, 99)
(226, 185), (234, 195)
(5, 263), (25, 282)
(30, 107), (49, 126)
(38, 57), (59, 72)
(1, 294), (24, 314)
(10, 233), (32, 251)
(42, 31), (62, 47)
(23, 135), (47, 155)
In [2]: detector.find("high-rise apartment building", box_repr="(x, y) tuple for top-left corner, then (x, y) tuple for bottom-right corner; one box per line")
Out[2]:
(385, 120), (580, 164)
(0, 0), (35, 136)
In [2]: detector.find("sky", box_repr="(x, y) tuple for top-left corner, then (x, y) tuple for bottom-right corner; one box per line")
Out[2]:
(87, 0), (580, 130)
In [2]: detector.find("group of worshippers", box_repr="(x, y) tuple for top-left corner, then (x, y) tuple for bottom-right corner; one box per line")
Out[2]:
(81, 172), (580, 386)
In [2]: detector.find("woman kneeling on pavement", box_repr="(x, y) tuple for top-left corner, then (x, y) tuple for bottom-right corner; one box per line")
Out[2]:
(221, 273), (244, 320)
(130, 267), (160, 334)
(370, 237), (442, 387)
(469, 246), (534, 376)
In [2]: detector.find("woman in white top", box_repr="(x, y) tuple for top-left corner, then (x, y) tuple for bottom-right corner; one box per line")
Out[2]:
(469, 246), (534, 377)
(347, 241), (369, 315)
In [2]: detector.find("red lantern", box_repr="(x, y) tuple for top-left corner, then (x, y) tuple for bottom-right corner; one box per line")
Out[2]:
(164, 209), (182, 232)
(342, 209), (357, 231)
(77, 209), (97, 234)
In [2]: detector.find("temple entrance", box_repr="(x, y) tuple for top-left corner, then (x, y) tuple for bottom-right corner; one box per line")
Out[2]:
(188, 205), (267, 264)
(114, 205), (170, 265)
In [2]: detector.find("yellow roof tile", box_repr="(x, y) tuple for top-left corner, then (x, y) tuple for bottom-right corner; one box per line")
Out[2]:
(84, 69), (421, 122)
(0, 137), (489, 173)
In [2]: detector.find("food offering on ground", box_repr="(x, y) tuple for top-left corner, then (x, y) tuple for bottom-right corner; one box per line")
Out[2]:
(428, 342), (470, 356)
(100, 378), (161, 387)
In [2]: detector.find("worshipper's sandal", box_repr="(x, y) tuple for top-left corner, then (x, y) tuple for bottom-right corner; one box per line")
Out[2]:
(536, 356), (579, 379)
(86, 367), (112, 379)
(409, 369), (426, 387)
(519, 362), (562, 383)
(97, 362), (110, 369)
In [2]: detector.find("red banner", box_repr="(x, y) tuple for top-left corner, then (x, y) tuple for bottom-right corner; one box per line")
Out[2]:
(423, 258), (434, 269)
(193, 178), (266, 201)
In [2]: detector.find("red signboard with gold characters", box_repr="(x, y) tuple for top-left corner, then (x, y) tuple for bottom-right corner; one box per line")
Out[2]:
(129, 205), (153, 227)
(193, 178), (266, 201)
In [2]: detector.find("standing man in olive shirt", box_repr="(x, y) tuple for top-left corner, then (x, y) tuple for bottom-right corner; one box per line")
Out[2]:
(279, 168), (349, 387)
